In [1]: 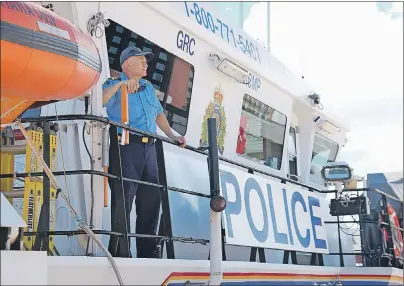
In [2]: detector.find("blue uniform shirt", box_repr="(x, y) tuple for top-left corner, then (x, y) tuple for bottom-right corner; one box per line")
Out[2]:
(102, 72), (164, 135)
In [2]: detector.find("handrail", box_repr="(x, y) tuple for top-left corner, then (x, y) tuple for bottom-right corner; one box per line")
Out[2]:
(324, 187), (403, 269)
(322, 188), (403, 203)
(18, 114), (323, 192)
(9, 116), (223, 283)
(14, 119), (125, 285)
(120, 84), (130, 145)
(0, 169), (210, 198)
(23, 229), (209, 244)
(2, 114), (402, 270)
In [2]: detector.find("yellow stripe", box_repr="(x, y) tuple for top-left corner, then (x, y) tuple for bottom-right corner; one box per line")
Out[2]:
(164, 274), (403, 283)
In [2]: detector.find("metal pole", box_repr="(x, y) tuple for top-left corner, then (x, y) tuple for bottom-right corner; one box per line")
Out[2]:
(88, 40), (106, 255)
(266, 2), (270, 51)
(1, 190), (25, 198)
(42, 121), (51, 251)
(335, 182), (344, 267)
(34, 122), (51, 251)
(207, 118), (226, 285)
(357, 189), (365, 266)
(0, 144), (26, 154)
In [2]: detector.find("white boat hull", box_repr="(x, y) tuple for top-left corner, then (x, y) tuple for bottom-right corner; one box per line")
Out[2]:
(2, 251), (402, 285)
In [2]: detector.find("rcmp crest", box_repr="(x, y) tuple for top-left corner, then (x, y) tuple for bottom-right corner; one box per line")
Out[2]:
(199, 86), (226, 155)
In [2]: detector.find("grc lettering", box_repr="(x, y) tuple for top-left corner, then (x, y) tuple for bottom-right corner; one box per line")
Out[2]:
(177, 30), (195, 56)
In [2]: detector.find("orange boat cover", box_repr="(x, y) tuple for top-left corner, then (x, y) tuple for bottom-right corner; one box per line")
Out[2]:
(0, 1), (102, 127)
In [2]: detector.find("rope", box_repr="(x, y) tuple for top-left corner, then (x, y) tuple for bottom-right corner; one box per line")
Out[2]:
(54, 105), (88, 250)
(15, 119), (124, 286)
(87, 9), (110, 38)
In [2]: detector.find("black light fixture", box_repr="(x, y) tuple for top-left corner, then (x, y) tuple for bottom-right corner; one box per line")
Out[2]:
(308, 92), (323, 110)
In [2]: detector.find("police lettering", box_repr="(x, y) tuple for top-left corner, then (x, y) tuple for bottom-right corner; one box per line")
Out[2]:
(177, 30), (195, 56)
(220, 169), (327, 250)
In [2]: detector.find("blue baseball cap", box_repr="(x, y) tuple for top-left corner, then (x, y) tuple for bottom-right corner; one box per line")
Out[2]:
(119, 46), (154, 66)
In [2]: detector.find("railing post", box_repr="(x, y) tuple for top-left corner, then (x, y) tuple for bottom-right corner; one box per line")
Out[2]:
(33, 121), (51, 252)
(207, 118), (226, 285)
(357, 189), (365, 267)
(334, 185), (344, 267)
(107, 125), (130, 257)
(155, 139), (175, 259)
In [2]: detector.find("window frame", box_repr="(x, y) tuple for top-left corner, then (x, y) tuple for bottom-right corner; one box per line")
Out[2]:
(288, 126), (298, 177)
(104, 19), (195, 136)
(236, 93), (288, 171)
(309, 132), (340, 185)
(288, 126), (297, 157)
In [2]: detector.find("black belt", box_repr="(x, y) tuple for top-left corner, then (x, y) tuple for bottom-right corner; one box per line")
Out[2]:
(118, 133), (155, 144)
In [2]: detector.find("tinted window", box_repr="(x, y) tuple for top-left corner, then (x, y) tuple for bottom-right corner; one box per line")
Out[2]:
(236, 94), (287, 170)
(105, 20), (195, 136)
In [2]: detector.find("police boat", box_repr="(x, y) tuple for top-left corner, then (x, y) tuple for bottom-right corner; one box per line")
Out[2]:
(1, 1), (403, 285)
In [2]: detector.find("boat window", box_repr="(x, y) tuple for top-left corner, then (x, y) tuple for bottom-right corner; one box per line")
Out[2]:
(104, 20), (195, 136)
(236, 94), (287, 170)
(288, 127), (298, 178)
(310, 133), (339, 186)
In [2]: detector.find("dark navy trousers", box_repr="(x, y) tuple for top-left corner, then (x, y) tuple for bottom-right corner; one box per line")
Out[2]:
(108, 132), (161, 258)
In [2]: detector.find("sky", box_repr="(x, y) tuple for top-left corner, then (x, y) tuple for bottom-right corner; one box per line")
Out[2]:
(243, 1), (403, 177)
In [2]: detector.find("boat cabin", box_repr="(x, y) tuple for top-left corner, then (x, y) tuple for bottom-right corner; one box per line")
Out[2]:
(2, 0), (353, 265)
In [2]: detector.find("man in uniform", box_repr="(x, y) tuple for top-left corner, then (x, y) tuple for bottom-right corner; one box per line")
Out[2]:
(102, 46), (186, 258)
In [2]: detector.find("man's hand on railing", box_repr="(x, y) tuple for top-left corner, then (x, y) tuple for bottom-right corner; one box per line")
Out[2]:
(171, 135), (186, 148)
(156, 113), (186, 148)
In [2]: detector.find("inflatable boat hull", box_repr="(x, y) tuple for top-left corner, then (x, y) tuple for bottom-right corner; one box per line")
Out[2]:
(0, 1), (102, 126)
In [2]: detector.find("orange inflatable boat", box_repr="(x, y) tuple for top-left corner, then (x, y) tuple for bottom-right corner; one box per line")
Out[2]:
(0, 1), (102, 128)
